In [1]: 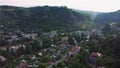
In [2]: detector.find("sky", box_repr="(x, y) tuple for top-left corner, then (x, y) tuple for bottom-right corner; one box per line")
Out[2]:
(0, 0), (120, 12)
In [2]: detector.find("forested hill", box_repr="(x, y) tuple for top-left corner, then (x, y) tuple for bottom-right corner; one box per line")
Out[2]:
(0, 6), (92, 32)
(94, 10), (120, 26)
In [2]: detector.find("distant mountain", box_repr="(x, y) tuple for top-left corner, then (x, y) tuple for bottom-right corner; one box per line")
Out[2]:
(73, 9), (102, 19)
(0, 5), (93, 32)
(94, 10), (120, 27)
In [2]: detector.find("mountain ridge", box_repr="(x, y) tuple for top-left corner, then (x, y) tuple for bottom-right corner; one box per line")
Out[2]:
(0, 5), (93, 32)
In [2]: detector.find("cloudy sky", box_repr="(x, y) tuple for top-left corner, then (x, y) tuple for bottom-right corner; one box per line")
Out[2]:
(0, 0), (120, 12)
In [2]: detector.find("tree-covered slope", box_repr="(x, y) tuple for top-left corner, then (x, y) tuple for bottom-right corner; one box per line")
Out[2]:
(0, 6), (93, 32)
(94, 10), (120, 27)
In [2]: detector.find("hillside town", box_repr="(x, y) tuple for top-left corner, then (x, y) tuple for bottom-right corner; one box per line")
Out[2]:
(0, 4), (120, 68)
(0, 29), (111, 68)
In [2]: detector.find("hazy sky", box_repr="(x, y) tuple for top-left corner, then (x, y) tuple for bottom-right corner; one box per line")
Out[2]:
(0, 0), (120, 12)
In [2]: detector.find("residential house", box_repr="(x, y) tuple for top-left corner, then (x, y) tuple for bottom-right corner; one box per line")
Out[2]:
(89, 52), (102, 63)
(22, 33), (38, 39)
(0, 55), (6, 67)
(18, 60), (29, 68)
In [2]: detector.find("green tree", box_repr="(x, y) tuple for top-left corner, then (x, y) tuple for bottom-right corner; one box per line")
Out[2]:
(43, 37), (52, 48)
(68, 36), (75, 45)
(56, 61), (66, 68)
